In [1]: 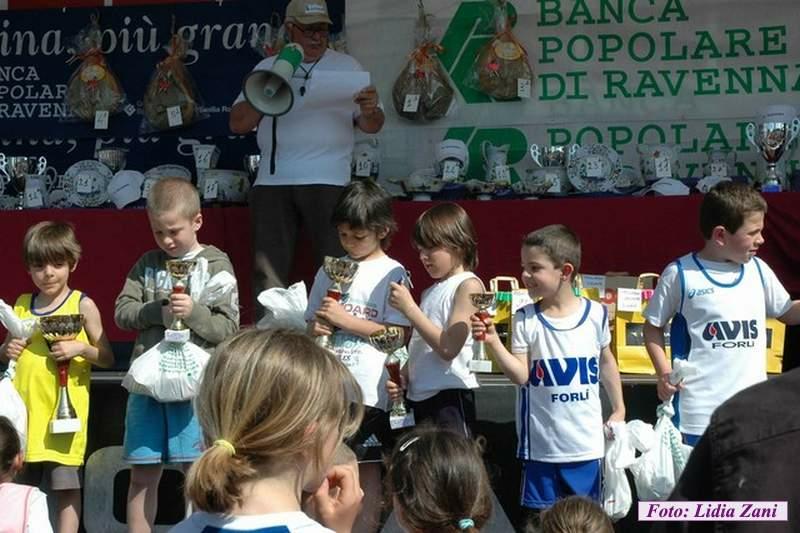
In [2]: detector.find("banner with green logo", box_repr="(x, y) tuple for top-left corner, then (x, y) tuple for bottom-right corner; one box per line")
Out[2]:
(348, 0), (800, 183)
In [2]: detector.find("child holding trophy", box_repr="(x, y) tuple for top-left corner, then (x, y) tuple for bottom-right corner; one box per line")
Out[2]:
(470, 224), (624, 518)
(0, 221), (114, 533)
(114, 178), (239, 533)
(386, 203), (484, 438)
(305, 180), (410, 533)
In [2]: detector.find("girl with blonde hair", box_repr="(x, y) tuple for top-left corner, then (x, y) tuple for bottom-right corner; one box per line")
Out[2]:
(171, 328), (364, 532)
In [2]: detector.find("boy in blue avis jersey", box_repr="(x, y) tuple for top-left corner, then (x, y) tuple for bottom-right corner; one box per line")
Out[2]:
(471, 224), (625, 515)
(644, 181), (800, 445)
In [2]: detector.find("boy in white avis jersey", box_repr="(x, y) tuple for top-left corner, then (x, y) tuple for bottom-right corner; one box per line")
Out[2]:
(471, 224), (625, 515)
(644, 181), (800, 445)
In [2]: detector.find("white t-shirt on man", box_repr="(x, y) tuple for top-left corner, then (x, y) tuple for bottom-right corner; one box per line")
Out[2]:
(234, 50), (364, 187)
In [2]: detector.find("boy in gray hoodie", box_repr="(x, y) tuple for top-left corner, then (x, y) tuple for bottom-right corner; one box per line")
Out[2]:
(114, 177), (239, 532)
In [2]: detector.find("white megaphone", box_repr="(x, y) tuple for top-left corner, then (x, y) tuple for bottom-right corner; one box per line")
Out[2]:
(243, 43), (304, 117)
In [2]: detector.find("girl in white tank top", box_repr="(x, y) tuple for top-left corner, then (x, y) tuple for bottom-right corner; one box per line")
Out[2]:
(386, 204), (485, 434)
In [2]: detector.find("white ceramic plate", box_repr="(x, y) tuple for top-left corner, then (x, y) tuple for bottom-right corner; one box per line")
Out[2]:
(144, 164), (192, 181)
(63, 160), (113, 207)
(566, 144), (622, 193)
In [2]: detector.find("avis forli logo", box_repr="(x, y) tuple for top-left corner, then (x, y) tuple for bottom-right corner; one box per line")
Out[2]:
(702, 320), (758, 349)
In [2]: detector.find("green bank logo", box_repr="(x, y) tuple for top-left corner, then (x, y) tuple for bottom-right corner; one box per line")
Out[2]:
(439, 1), (519, 104)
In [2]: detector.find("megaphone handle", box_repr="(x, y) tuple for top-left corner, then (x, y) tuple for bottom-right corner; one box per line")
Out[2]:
(270, 117), (278, 175)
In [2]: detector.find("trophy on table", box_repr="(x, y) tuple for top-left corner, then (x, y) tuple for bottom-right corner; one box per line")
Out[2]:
(39, 314), (85, 434)
(746, 113), (800, 192)
(96, 148), (128, 173)
(469, 292), (496, 373)
(0, 155), (49, 210)
(243, 154), (261, 184)
(369, 326), (415, 429)
(316, 256), (359, 351)
(164, 259), (196, 343)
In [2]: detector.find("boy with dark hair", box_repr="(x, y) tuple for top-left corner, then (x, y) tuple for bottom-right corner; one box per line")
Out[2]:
(644, 181), (800, 444)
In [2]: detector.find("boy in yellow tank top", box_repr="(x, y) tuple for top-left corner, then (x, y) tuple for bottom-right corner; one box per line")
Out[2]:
(0, 221), (114, 533)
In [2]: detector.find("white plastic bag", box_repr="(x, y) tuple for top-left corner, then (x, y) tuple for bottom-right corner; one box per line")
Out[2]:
(257, 281), (308, 331)
(0, 363), (27, 452)
(629, 402), (692, 501)
(122, 340), (210, 402)
(0, 298), (36, 339)
(602, 421), (634, 521)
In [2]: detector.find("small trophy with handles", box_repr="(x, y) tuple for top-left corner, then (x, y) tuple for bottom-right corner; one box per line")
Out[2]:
(39, 314), (85, 434)
(369, 327), (415, 429)
(469, 292), (496, 373)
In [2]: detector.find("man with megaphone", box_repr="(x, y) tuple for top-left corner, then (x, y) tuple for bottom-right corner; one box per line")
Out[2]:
(230, 0), (384, 318)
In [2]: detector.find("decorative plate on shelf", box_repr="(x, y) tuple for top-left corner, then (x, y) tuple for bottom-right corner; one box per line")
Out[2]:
(63, 160), (113, 207)
(566, 144), (622, 193)
(143, 164), (192, 181)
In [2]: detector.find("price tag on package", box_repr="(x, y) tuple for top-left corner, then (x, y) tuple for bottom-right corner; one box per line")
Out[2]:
(25, 186), (44, 208)
(616, 288), (643, 312)
(76, 174), (94, 193)
(167, 105), (183, 128)
(709, 161), (728, 178)
(194, 151), (212, 170)
(581, 274), (606, 297)
(494, 165), (511, 184)
(585, 156), (603, 178)
(442, 160), (460, 181)
(203, 179), (219, 200)
(354, 156), (372, 177)
(94, 110), (109, 130)
(403, 94), (420, 113)
(517, 78), (532, 98)
(655, 155), (672, 178)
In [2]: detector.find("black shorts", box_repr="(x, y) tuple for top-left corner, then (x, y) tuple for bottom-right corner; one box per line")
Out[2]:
(346, 405), (393, 463)
(407, 388), (476, 438)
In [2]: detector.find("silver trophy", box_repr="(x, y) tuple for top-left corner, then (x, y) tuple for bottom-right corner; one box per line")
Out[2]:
(469, 292), (496, 373)
(317, 256), (359, 351)
(243, 154), (261, 183)
(0, 155), (48, 209)
(369, 327), (415, 429)
(96, 148), (128, 173)
(39, 314), (85, 434)
(746, 117), (800, 191)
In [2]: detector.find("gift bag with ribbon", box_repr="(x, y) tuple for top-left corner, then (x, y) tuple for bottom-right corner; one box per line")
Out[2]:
(612, 273), (670, 374)
(765, 318), (786, 373)
(486, 276), (532, 372)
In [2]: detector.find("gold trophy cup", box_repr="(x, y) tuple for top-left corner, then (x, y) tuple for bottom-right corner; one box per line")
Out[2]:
(369, 327), (415, 429)
(469, 292), (496, 373)
(164, 259), (196, 343)
(39, 314), (85, 434)
(317, 256), (359, 351)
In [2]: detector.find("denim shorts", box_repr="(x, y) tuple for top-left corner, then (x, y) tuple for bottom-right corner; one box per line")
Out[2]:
(123, 393), (203, 464)
(520, 458), (602, 509)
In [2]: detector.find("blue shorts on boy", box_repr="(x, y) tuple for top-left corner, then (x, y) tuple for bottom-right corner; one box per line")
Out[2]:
(123, 393), (203, 463)
(115, 246), (239, 465)
(644, 253), (791, 436)
(512, 298), (609, 507)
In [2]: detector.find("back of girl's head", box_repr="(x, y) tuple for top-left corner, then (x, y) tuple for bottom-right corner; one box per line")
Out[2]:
(331, 180), (397, 248)
(535, 496), (613, 533)
(523, 224), (581, 280)
(388, 427), (492, 533)
(22, 221), (82, 269)
(185, 328), (363, 513)
(413, 203), (478, 271)
(0, 416), (21, 478)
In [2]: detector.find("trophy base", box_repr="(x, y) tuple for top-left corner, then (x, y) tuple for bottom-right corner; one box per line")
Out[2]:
(50, 417), (81, 434)
(469, 359), (494, 373)
(389, 411), (416, 430)
(476, 194), (493, 201)
(411, 193), (432, 201)
(165, 329), (191, 343)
